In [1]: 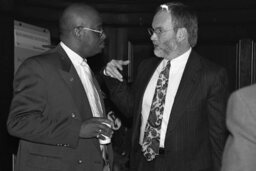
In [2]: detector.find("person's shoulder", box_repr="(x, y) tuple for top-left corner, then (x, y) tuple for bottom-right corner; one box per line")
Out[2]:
(14, 48), (63, 78)
(193, 51), (223, 69)
(23, 47), (61, 67)
(233, 84), (256, 99)
(191, 51), (227, 78)
(228, 85), (256, 111)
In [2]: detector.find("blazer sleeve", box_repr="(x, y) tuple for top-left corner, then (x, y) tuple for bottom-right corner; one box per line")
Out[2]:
(7, 58), (81, 148)
(221, 89), (256, 171)
(207, 68), (229, 171)
(101, 72), (134, 118)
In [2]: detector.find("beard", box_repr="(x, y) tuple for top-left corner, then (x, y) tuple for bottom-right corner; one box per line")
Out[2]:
(153, 47), (166, 58)
(153, 40), (177, 58)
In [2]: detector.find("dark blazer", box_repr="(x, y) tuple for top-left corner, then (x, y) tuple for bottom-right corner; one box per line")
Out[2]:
(7, 45), (113, 171)
(104, 51), (229, 171)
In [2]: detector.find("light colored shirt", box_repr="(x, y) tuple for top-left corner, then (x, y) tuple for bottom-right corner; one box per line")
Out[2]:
(140, 48), (191, 148)
(60, 42), (103, 117)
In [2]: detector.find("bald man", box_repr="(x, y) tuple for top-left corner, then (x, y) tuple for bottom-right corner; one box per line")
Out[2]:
(7, 3), (113, 171)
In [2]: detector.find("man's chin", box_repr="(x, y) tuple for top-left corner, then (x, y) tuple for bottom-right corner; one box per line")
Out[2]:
(87, 49), (102, 58)
(99, 41), (105, 48)
(154, 50), (164, 58)
(99, 44), (105, 49)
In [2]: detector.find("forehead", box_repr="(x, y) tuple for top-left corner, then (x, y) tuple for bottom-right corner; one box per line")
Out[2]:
(152, 11), (173, 29)
(89, 16), (102, 28)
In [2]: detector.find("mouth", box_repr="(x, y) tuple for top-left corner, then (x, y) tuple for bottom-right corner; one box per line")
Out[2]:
(152, 42), (158, 47)
(153, 44), (159, 49)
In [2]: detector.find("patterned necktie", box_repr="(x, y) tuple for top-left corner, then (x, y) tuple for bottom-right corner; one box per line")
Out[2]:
(142, 60), (171, 161)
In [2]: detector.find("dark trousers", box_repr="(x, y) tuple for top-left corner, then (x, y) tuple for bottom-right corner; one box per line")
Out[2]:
(136, 148), (169, 171)
(133, 147), (212, 171)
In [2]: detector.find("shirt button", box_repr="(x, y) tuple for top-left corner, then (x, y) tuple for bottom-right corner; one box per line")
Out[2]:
(78, 160), (83, 164)
(71, 113), (76, 118)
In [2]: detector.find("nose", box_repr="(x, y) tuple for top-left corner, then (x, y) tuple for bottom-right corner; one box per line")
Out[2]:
(150, 33), (157, 41)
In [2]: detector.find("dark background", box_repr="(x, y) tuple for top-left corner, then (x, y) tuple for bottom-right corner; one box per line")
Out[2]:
(1, 0), (256, 170)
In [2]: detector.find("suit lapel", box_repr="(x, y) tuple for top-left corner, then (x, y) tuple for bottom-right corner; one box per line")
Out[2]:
(166, 51), (202, 133)
(56, 45), (93, 121)
(56, 45), (103, 153)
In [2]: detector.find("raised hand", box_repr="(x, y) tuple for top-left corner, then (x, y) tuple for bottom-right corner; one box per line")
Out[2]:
(104, 60), (130, 82)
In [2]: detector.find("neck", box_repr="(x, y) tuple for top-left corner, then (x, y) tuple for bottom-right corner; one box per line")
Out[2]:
(61, 39), (90, 59)
(165, 45), (190, 61)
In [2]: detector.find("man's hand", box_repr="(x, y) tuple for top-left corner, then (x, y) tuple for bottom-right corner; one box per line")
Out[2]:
(79, 117), (113, 140)
(104, 60), (130, 82)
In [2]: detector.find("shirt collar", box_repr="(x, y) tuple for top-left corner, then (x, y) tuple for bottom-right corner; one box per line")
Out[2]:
(60, 41), (87, 66)
(163, 48), (191, 69)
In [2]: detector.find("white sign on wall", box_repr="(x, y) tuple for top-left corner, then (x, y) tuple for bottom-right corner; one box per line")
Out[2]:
(14, 20), (51, 73)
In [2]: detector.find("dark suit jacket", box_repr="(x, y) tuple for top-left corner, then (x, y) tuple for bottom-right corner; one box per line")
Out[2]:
(7, 45), (113, 171)
(221, 84), (256, 171)
(104, 51), (229, 171)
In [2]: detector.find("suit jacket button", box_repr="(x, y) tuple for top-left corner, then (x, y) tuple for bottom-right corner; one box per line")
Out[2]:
(71, 113), (76, 118)
(78, 160), (83, 164)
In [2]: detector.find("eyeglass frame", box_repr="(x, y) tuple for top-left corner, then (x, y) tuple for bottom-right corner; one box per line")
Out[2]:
(75, 26), (104, 38)
(147, 27), (173, 36)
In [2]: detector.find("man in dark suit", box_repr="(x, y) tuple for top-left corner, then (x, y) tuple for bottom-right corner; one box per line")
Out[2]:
(7, 3), (113, 171)
(221, 84), (256, 171)
(103, 2), (229, 171)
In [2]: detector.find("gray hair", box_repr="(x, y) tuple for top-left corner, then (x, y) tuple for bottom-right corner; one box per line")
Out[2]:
(156, 2), (198, 47)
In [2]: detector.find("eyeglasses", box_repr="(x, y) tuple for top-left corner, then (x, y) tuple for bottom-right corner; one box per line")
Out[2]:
(76, 26), (104, 38)
(147, 27), (172, 36)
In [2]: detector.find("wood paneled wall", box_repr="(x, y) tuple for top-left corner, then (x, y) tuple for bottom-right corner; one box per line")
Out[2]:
(9, 2), (256, 107)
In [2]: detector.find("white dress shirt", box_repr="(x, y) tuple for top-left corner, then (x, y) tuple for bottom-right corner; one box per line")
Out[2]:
(60, 42), (103, 117)
(140, 48), (191, 148)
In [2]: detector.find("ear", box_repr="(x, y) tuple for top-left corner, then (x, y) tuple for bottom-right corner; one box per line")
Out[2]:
(176, 28), (187, 42)
(73, 27), (83, 40)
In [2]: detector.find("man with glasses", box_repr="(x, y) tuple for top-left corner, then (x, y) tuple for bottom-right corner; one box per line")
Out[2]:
(7, 3), (113, 171)
(103, 2), (229, 171)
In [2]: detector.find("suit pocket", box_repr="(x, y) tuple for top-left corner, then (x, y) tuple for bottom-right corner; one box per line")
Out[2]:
(26, 152), (62, 171)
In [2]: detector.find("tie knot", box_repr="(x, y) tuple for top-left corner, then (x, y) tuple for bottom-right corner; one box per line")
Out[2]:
(161, 61), (171, 77)
(81, 60), (88, 67)
(81, 61), (91, 73)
